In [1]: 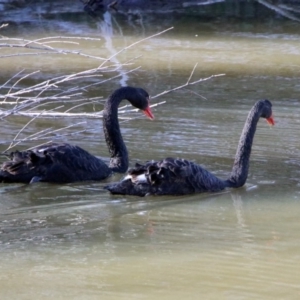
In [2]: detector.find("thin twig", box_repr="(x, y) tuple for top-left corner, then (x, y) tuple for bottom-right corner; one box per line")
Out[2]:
(186, 62), (198, 84)
(64, 100), (101, 113)
(0, 36), (107, 60)
(99, 27), (174, 68)
(4, 70), (41, 103)
(3, 121), (87, 152)
(7, 110), (46, 151)
(0, 69), (25, 91)
(23, 36), (102, 46)
(152, 72), (225, 99)
(0, 23), (9, 30)
(256, 0), (300, 22)
(0, 52), (63, 59)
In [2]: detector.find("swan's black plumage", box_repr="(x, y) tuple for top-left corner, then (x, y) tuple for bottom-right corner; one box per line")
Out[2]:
(105, 99), (274, 196)
(0, 86), (154, 183)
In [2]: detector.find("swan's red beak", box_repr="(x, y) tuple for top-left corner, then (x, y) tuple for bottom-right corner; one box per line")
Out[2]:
(266, 114), (275, 126)
(143, 106), (155, 120)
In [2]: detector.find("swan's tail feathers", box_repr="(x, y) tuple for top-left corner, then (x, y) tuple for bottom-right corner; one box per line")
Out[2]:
(105, 162), (152, 196)
(104, 179), (148, 197)
(0, 151), (44, 183)
(0, 167), (35, 183)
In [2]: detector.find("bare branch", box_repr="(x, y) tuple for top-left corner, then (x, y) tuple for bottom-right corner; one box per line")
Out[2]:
(4, 70), (40, 103)
(183, 0), (224, 7)
(0, 69), (25, 91)
(186, 63), (198, 85)
(0, 28), (224, 152)
(257, 0), (300, 22)
(0, 23), (9, 30)
(7, 110), (46, 151)
(24, 36), (102, 45)
(152, 65), (225, 99)
(0, 35), (107, 61)
(99, 27), (174, 68)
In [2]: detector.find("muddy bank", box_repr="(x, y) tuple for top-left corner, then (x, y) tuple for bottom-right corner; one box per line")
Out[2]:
(1, 0), (300, 22)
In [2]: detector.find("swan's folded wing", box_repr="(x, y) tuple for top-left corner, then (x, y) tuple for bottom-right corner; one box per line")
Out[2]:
(30, 143), (111, 182)
(0, 143), (111, 183)
(106, 158), (226, 196)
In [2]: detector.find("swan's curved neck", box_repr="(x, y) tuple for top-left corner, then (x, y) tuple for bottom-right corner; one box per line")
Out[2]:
(225, 103), (263, 188)
(103, 90), (128, 173)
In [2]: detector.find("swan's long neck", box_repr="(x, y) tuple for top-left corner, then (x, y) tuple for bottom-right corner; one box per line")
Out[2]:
(225, 103), (263, 188)
(103, 89), (128, 173)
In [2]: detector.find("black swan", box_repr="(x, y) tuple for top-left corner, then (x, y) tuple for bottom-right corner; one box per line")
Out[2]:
(0, 86), (154, 183)
(105, 99), (274, 196)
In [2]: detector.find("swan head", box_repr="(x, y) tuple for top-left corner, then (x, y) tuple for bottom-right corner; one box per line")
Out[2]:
(261, 99), (275, 126)
(125, 87), (154, 120)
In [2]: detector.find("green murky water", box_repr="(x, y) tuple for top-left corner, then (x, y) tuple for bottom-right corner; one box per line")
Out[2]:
(0, 7), (300, 299)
